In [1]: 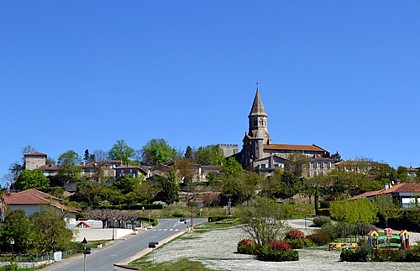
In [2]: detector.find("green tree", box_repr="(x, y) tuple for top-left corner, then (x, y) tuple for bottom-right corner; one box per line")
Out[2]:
(220, 157), (243, 177)
(174, 158), (196, 183)
(108, 140), (136, 164)
(58, 150), (82, 166)
(14, 169), (50, 191)
(151, 168), (180, 204)
(184, 146), (193, 159)
(331, 151), (343, 163)
(0, 210), (35, 254)
(239, 196), (288, 247)
(396, 166), (410, 183)
(141, 138), (176, 165)
(30, 207), (73, 253)
(375, 194), (403, 228)
(285, 152), (308, 177)
(193, 145), (225, 165)
(76, 180), (104, 206)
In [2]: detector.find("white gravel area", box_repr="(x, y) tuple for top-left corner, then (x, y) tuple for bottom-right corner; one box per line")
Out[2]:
(150, 227), (420, 271)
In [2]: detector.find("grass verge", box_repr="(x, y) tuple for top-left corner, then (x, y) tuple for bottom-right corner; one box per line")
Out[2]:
(128, 258), (213, 271)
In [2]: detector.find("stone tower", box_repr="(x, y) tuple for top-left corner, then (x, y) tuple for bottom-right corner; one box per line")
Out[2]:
(241, 89), (271, 168)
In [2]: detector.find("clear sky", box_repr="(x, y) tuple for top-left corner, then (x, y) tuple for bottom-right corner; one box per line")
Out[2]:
(1, 1), (420, 187)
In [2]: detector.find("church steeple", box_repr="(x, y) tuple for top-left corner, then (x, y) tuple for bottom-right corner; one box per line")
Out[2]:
(249, 89), (267, 118)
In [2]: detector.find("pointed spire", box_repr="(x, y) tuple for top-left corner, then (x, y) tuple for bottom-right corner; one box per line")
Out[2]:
(249, 88), (267, 117)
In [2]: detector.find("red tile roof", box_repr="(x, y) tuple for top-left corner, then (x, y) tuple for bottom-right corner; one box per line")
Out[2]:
(352, 183), (420, 200)
(264, 144), (327, 152)
(39, 164), (62, 171)
(2, 188), (75, 213)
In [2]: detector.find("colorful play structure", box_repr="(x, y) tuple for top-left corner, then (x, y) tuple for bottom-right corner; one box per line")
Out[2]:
(368, 228), (410, 251)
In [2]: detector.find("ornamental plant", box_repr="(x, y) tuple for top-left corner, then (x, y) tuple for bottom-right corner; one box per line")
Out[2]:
(285, 229), (305, 240)
(270, 240), (291, 251)
(237, 239), (257, 254)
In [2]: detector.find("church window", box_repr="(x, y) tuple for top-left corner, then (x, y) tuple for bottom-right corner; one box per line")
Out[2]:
(314, 171), (318, 177)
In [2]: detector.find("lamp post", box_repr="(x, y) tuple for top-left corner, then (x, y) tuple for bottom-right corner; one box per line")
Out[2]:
(82, 237), (87, 271)
(112, 217), (115, 241)
(10, 238), (15, 263)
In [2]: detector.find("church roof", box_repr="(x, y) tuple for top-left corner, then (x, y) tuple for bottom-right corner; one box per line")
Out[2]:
(263, 144), (327, 152)
(249, 89), (267, 117)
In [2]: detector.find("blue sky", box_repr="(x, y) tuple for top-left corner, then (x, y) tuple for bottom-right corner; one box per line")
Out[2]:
(1, 1), (420, 186)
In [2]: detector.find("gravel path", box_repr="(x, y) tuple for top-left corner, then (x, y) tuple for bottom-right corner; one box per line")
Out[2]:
(149, 226), (420, 271)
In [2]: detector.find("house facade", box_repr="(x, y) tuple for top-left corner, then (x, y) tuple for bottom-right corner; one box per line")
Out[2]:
(2, 188), (77, 218)
(352, 183), (420, 209)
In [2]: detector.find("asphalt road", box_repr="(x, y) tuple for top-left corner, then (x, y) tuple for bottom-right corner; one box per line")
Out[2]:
(41, 218), (207, 271)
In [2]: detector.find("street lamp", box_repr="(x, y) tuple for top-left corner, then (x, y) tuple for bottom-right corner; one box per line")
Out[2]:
(10, 238), (15, 263)
(112, 217), (115, 240)
(82, 237), (87, 271)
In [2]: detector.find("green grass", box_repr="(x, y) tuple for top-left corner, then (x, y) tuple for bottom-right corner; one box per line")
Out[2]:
(128, 258), (213, 271)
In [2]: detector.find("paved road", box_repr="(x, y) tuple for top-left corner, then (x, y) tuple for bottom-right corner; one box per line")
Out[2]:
(41, 218), (207, 271)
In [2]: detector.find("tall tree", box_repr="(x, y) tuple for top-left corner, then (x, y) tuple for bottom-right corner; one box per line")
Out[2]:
(193, 145), (225, 165)
(93, 149), (109, 162)
(0, 210), (35, 254)
(29, 207), (73, 253)
(58, 150), (82, 166)
(141, 138), (176, 165)
(83, 149), (90, 164)
(375, 194), (403, 228)
(285, 152), (308, 177)
(184, 146), (193, 159)
(14, 169), (50, 191)
(108, 140), (135, 164)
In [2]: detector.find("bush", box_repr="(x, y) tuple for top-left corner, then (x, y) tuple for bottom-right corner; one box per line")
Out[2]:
(0, 264), (18, 271)
(285, 229), (305, 240)
(404, 247), (420, 262)
(313, 216), (332, 227)
(307, 228), (335, 245)
(340, 244), (371, 262)
(270, 240), (291, 251)
(370, 248), (404, 262)
(173, 211), (184, 218)
(285, 238), (314, 249)
(237, 239), (257, 255)
(257, 246), (299, 262)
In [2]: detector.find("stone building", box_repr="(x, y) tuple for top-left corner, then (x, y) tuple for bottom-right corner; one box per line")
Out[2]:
(24, 151), (47, 170)
(238, 89), (334, 176)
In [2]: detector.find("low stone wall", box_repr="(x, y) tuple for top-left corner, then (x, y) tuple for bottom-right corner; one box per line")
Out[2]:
(73, 228), (134, 241)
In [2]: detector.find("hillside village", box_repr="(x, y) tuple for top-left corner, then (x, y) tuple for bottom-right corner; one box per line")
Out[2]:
(1, 90), (420, 266)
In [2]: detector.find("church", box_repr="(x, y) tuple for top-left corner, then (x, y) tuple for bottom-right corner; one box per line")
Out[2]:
(237, 89), (335, 177)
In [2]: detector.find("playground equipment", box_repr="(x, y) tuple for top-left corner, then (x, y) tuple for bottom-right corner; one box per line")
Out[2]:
(368, 229), (410, 251)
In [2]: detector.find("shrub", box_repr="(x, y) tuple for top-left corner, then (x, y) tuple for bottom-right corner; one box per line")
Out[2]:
(340, 244), (371, 262)
(257, 246), (299, 262)
(286, 239), (305, 249)
(404, 247), (420, 262)
(285, 238), (314, 249)
(370, 248), (404, 262)
(270, 240), (291, 251)
(313, 216), (332, 227)
(285, 229), (305, 240)
(307, 228), (335, 245)
(173, 211), (184, 218)
(0, 264), (18, 271)
(237, 239), (257, 255)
